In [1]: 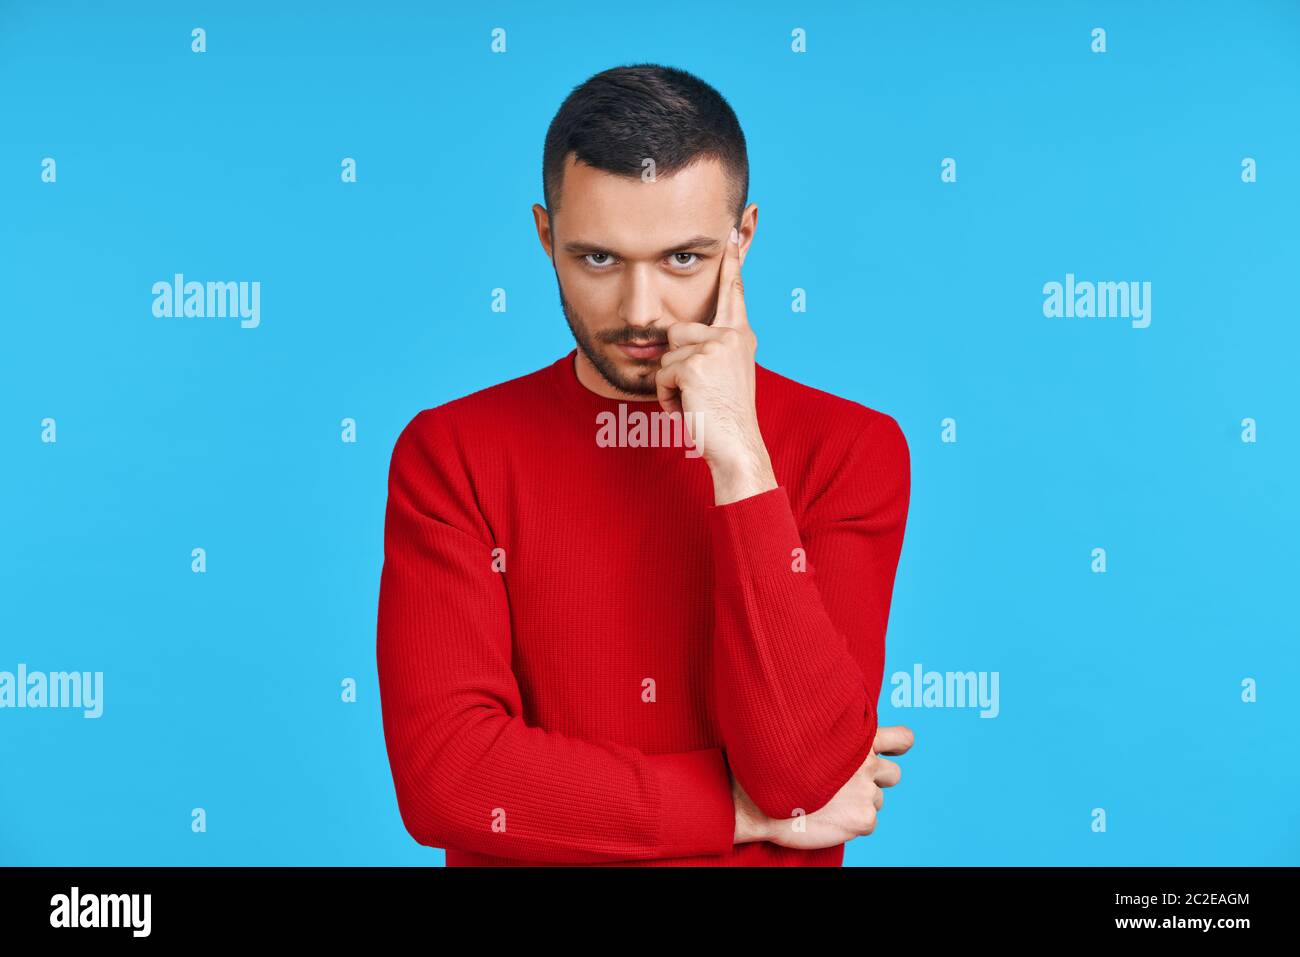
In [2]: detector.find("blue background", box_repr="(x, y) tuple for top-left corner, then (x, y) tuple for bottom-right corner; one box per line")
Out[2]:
(1, 1), (1296, 865)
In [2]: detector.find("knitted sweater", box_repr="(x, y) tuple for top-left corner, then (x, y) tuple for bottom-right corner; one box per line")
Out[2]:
(376, 348), (910, 865)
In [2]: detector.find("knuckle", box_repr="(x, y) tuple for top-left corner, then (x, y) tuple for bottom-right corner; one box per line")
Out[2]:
(861, 807), (877, 835)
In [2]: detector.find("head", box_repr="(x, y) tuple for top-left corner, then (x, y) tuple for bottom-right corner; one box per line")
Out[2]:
(533, 63), (757, 399)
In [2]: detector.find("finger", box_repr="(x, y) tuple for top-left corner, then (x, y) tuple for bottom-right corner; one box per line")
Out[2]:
(655, 361), (683, 415)
(872, 756), (902, 788)
(873, 787), (885, 812)
(873, 725), (915, 756)
(658, 343), (705, 370)
(666, 320), (726, 349)
(712, 225), (749, 330)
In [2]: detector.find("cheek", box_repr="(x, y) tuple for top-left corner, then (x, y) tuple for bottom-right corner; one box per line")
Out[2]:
(559, 263), (618, 312)
(666, 272), (716, 320)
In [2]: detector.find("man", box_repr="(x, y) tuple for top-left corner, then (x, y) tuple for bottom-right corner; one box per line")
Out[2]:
(376, 63), (913, 866)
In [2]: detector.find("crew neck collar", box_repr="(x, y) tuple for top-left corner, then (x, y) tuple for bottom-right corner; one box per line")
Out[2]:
(548, 347), (668, 413)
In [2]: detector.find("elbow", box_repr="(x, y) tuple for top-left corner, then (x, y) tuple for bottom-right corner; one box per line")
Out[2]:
(389, 758), (458, 850)
(382, 706), (515, 852)
(383, 719), (478, 851)
(733, 758), (841, 822)
(725, 734), (827, 820)
(729, 701), (879, 821)
(743, 745), (875, 821)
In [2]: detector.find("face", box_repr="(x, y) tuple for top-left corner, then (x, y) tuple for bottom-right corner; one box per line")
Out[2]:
(534, 152), (755, 399)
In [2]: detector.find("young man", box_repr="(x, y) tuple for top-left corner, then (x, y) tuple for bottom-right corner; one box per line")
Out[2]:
(376, 63), (914, 866)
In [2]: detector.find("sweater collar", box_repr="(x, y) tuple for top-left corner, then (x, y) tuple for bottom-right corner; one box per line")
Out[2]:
(548, 347), (668, 414)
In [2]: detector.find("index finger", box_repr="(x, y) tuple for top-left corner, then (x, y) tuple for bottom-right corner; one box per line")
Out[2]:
(711, 224), (749, 330)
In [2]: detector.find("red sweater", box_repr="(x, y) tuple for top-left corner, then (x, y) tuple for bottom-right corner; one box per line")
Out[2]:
(376, 348), (910, 866)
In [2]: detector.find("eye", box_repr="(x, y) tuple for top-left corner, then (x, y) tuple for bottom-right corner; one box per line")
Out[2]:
(581, 252), (701, 271)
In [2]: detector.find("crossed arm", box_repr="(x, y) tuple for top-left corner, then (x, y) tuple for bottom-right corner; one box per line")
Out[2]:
(706, 415), (910, 821)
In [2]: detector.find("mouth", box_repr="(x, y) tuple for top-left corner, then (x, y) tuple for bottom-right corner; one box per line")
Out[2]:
(617, 341), (668, 360)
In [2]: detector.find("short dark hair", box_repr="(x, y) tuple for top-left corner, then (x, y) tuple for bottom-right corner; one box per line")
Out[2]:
(542, 63), (749, 227)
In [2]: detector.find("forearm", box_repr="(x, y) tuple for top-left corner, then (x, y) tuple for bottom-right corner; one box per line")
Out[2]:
(379, 560), (741, 863)
(705, 416), (910, 821)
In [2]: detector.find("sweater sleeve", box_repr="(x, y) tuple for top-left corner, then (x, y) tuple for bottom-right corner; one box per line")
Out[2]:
(707, 412), (911, 821)
(376, 409), (737, 863)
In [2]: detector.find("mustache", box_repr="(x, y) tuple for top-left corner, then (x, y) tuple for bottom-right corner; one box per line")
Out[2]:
(605, 332), (669, 346)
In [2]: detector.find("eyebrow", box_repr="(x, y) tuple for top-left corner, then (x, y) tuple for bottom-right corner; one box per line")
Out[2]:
(560, 235), (723, 257)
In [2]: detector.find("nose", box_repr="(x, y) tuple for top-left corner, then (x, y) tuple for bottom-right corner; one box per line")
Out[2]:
(617, 263), (665, 334)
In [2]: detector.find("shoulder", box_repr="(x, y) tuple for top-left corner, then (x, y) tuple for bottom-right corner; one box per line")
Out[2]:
(753, 362), (909, 526)
(392, 361), (554, 460)
(755, 362), (908, 459)
(386, 365), (554, 542)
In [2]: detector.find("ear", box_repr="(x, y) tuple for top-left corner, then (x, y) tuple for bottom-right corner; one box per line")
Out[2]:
(737, 202), (758, 266)
(532, 203), (554, 260)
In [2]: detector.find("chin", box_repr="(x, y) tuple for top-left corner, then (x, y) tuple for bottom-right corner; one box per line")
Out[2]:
(613, 361), (658, 391)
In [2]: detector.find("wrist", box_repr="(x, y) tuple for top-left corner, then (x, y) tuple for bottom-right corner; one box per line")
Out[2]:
(710, 447), (777, 506)
(732, 776), (774, 844)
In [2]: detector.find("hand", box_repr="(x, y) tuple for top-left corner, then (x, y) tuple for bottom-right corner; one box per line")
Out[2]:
(733, 725), (916, 849)
(655, 225), (777, 505)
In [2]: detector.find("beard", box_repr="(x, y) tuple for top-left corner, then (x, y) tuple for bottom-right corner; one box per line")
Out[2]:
(552, 267), (664, 398)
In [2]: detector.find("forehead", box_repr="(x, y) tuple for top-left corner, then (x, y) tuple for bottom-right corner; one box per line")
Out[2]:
(554, 152), (730, 251)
